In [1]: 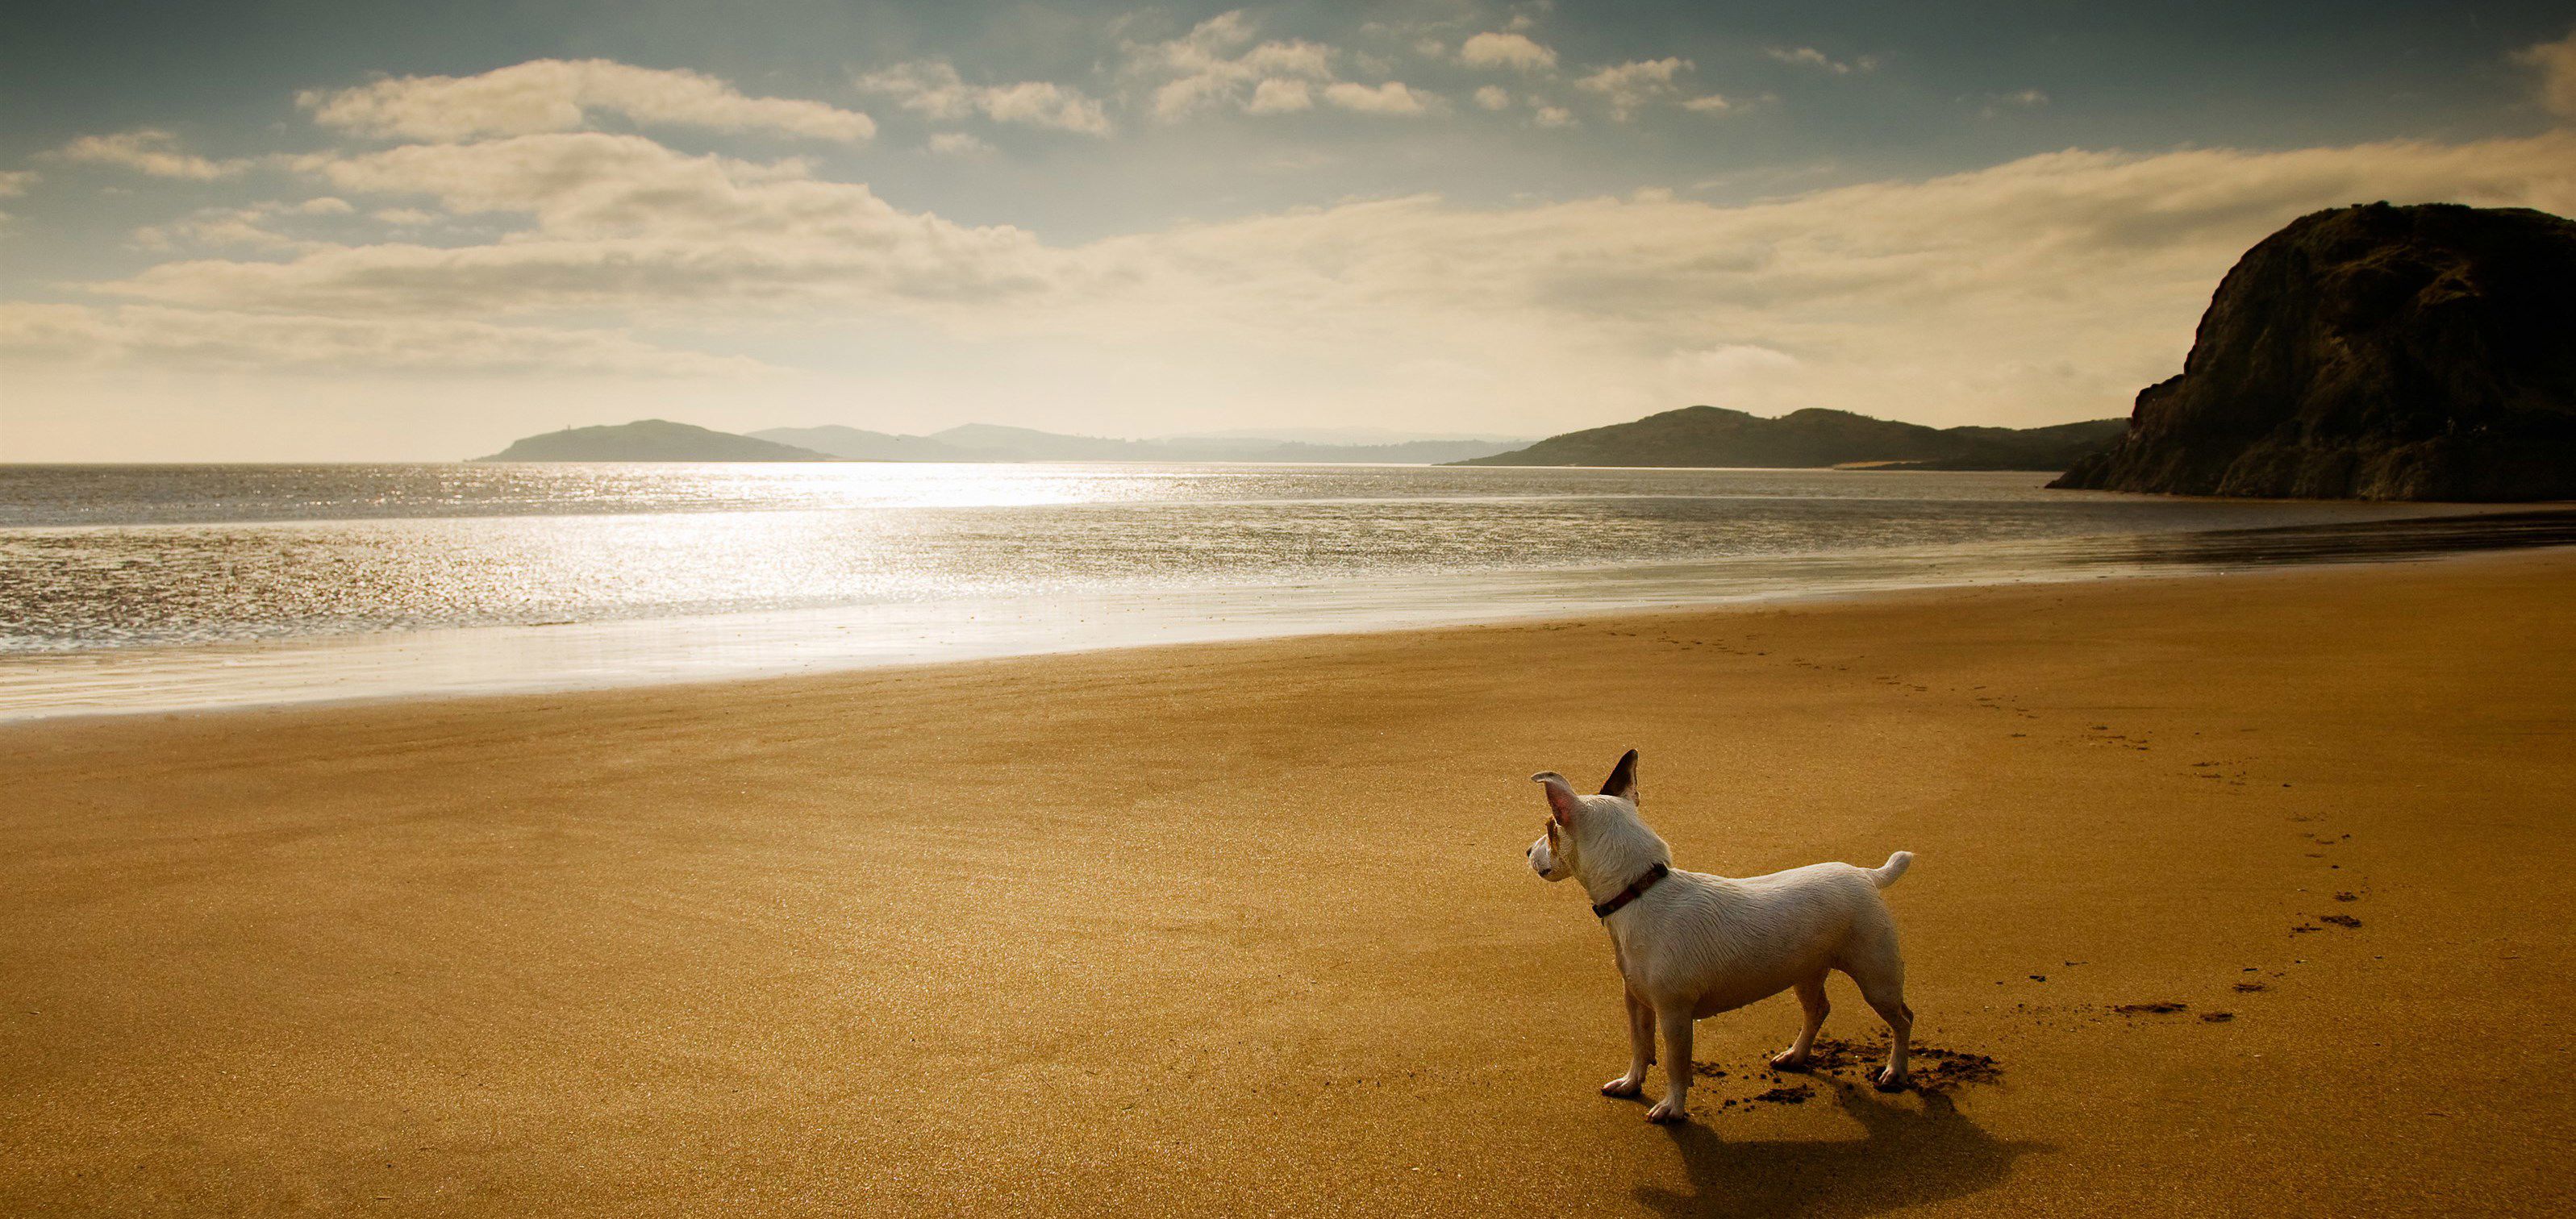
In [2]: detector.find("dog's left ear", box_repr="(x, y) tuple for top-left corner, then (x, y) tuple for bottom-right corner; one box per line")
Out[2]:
(1600, 749), (1639, 803)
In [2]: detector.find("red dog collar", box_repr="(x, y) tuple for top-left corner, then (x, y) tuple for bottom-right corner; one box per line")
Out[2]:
(1593, 862), (1670, 918)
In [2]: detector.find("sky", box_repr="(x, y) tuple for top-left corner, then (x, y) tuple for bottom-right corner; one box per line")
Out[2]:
(3, 1), (2574, 461)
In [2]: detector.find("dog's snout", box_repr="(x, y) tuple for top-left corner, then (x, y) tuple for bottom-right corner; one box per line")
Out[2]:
(1528, 831), (1564, 881)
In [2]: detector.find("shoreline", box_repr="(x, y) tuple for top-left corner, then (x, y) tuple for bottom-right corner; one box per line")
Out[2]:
(5, 547), (2574, 1213)
(8, 514), (2576, 726)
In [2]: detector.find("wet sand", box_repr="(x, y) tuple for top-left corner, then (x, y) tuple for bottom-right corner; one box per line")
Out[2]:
(4, 550), (2571, 1215)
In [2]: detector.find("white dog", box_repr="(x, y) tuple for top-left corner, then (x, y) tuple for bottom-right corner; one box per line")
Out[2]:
(1525, 750), (1915, 1122)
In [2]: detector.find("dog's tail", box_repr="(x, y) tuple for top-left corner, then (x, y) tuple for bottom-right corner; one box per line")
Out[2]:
(1869, 851), (1914, 889)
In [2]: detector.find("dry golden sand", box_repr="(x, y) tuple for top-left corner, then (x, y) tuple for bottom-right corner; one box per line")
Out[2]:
(4, 551), (2573, 1216)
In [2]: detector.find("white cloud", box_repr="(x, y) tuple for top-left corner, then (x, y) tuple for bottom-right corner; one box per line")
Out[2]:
(1663, 343), (1802, 399)
(0, 302), (765, 377)
(1682, 94), (1732, 113)
(1982, 89), (2050, 119)
(1474, 85), (1512, 110)
(106, 133), (1052, 318)
(1127, 11), (1337, 120)
(130, 198), (352, 251)
(925, 131), (996, 157)
(298, 60), (874, 143)
(373, 206), (440, 226)
(1121, 10), (1423, 120)
(0, 170), (36, 196)
(2515, 29), (2576, 119)
(1247, 78), (1315, 114)
(1459, 32), (1558, 71)
(1575, 58), (1694, 120)
(1668, 343), (1800, 376)
(1533, 104), (1577, 128)
(1323, 81), (1432, 115)
(54, 130), (247, 180)
(1766, 47), (1878, 75)
(132, 200), (335, 252)
(856, 60), (1111, 135)
(980, 81), (1112, 135)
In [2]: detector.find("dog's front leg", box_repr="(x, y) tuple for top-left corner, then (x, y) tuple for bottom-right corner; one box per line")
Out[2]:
(1603, 989), (1654, 1096)
(1645, 1008), (1694, 1123)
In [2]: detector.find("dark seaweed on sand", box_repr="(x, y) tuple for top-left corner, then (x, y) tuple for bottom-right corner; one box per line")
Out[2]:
(1703, 1038), (2003, 1096)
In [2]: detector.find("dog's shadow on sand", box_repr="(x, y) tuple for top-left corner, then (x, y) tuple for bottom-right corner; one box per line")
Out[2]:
(1635, 1081), (2048, 1218)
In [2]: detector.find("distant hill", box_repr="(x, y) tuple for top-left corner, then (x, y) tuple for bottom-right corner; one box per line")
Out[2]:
(1236, 439), (1526, 464)
(924, 424), (1143, 460)
(475, 419), (833, 462)
(748, 424), (1524, 464)
(746, 425), (975, 461)
(475, 413), (2110, 469)
(1454, 407), (2127, 471)
(1165, 426), (1525, 446)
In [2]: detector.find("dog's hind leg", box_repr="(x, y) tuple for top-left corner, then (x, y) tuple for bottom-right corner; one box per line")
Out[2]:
(1603, 989), (1654, 1097)
(1852, 963), (1912, 1092)
(1646, 1008), (1694, 1123)
(1840, 913), (1914, 1090)
(1770, 971), (1830, 1070)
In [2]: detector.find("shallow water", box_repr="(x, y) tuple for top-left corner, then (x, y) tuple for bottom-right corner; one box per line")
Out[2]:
(1, 462), (2566, 719)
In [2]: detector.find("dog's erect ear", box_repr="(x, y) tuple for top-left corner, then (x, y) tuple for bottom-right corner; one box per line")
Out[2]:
(1532, 772), (1582, 826)
(1600, 749), (1639, 803)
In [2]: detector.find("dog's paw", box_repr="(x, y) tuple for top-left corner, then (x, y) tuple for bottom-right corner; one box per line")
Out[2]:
(1769, 1048), (1811, 1071)
(1872, 1067), (1911, 1093)
(1601, 1075), (1644, 1097)
(1645, 1096), (1687, 1123)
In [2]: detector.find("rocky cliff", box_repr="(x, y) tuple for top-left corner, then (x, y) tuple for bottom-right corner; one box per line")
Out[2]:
(2052, 203), (2576, 500)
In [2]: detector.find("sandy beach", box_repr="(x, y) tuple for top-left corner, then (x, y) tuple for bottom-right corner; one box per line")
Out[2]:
(4, 550), (2571, 1216)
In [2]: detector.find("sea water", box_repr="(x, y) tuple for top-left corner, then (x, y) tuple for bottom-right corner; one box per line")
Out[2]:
(2, 462), (2567, 718)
